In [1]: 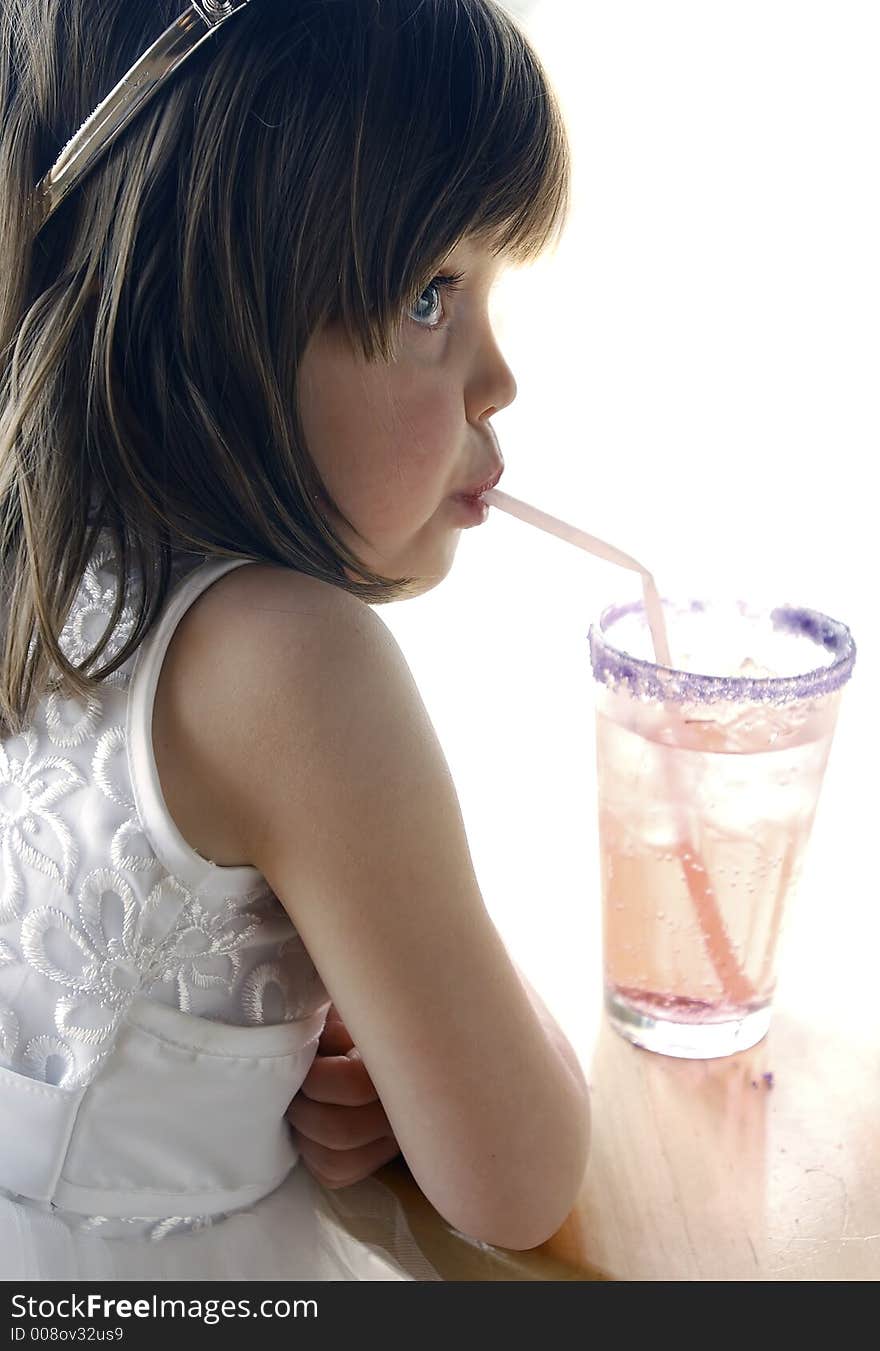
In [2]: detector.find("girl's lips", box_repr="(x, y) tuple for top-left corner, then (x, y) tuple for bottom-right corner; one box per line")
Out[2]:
(449, 494), (490, 525)
(457, 465), (504, 499)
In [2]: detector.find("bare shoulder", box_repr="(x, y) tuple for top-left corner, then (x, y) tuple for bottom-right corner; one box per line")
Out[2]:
(190, 561), (370, 631)
(200, 562), (385, 671)
(152, 562), (383, 869)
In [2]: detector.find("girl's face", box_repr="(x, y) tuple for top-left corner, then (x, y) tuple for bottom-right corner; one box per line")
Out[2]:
(297, 236), (517, 598)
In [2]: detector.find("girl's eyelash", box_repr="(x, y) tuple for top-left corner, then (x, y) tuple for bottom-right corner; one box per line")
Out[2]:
(433, 271), (465, 292)
(410, 271), (465, 329)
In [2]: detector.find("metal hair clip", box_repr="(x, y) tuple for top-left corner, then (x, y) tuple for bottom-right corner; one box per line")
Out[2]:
(30, 1), (253, 238)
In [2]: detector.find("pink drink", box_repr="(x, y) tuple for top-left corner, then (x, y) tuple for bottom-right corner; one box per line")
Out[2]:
(589, 598), (856, 1059)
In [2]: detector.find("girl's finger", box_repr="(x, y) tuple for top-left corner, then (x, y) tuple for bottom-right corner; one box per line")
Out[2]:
(286, 1093), (393, 1150)
(317, 1009), (355, 1055)
(298, 1049), (378, 1106)
(292, 1131), (401, 1190)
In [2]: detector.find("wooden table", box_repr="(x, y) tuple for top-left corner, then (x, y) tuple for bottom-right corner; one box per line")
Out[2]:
(373, 1007), (877, 1281)
(369, 691), (880, 1280)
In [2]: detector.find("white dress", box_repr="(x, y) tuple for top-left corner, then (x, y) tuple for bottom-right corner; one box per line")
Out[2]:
(0, 532), (441, 1280)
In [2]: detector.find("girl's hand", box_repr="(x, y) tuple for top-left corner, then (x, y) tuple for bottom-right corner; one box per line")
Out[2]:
(285, 1004), (402, 1189)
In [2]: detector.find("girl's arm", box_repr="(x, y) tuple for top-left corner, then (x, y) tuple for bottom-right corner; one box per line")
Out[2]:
(172, 566), (591, 1251)
(288, 976), (589, 1205)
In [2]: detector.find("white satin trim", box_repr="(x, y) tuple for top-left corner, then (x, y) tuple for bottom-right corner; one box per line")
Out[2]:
(0, 994), (330, 1217)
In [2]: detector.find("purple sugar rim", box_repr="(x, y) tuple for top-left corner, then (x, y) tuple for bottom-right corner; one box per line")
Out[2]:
(588, 598), (857, 705)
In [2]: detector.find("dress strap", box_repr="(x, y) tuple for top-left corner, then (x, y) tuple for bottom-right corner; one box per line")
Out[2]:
(125, 555), (263, 899)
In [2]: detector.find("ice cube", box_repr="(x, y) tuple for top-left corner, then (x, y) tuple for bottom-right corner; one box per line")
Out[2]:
(700, 774), (813, 838)
(637, 813), (681, 852)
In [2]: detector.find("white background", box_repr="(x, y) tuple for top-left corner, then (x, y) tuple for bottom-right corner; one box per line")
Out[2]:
(377, 2), (877, 1042)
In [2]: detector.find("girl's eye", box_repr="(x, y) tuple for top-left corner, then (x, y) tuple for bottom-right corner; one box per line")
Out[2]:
(407, 272), (465, 330)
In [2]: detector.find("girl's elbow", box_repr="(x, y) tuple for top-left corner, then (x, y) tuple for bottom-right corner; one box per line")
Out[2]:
(464, 1104), (591, 1253)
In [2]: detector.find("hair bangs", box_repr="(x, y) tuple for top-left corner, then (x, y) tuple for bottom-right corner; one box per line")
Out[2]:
(334, 0), (571, 362)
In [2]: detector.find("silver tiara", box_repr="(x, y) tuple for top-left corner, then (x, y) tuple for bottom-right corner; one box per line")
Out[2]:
(30, 2), (253, 238)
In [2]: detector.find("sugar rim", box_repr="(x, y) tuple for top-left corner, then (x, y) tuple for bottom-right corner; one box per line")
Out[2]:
(588, 598), (857, 705)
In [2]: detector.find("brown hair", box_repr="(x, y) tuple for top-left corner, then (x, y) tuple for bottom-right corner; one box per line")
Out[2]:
(0, 0), (570, 736)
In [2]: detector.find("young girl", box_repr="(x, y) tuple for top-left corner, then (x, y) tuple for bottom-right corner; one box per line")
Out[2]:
(0, 0), (590, 1281)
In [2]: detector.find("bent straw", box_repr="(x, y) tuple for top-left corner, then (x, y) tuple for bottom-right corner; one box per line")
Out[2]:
(483, 486), (757, 1006)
